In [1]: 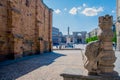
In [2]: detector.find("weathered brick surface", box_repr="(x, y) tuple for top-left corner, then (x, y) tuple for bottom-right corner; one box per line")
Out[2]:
(36, 0), (45, 53)
(0, 0), (53, 61)
(0, 0), (9, 61)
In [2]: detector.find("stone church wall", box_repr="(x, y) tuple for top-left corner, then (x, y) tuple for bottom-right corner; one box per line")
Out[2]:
(0, 0), (53, 61)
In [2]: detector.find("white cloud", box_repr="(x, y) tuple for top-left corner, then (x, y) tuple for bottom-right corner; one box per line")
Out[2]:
(112, 10), (115, 13)
(69, 7), (78, 15)
(54, 9), (61, 14)
(83, 3), (87, 7)
(64, 8), (67, 11)
(81, 7), (103, 16)
(77, 6), (82, 10)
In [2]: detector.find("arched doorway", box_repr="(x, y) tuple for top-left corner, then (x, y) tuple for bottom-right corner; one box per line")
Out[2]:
(73, 32), (87, 44)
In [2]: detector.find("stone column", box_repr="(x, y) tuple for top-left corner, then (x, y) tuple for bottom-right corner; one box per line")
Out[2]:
(98, 15), (117, 75)
(116, 0), (120, 51)
(48, 8), (53, 52)
(116, 22), (120, 51)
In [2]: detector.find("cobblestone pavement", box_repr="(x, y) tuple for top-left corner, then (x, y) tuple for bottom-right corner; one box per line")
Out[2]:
(0, 49), (119, 80)
(0, 50), (85, 80)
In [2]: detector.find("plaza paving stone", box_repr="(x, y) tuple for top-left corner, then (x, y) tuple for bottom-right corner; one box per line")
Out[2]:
(0, 49), (119, 80)
(0, 50), (85, 80)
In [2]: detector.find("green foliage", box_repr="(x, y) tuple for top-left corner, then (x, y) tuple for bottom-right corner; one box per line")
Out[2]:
(112, 31), (117, 43)
(86, 32), (117, 43)
(85, 36), (98, 43)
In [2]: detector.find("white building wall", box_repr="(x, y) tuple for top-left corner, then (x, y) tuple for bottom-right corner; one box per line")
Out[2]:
(116, 0), (120, 50)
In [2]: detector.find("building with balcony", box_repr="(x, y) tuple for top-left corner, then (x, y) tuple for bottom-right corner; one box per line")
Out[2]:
(52, 27), (60, 45)
(86, 28), (101, 38)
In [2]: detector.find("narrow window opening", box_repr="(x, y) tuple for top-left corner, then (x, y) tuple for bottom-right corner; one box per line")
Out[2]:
(25, 0), (30, 7)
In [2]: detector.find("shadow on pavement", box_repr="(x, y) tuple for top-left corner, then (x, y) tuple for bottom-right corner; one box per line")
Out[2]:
(0, 52), (66, 80)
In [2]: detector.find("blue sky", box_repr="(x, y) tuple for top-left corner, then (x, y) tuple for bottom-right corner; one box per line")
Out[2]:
(43, 0), (116, 35)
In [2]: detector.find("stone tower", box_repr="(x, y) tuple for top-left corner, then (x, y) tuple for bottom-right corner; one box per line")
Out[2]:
(98, 15), (117, 75)
(84, 15), (117, 76)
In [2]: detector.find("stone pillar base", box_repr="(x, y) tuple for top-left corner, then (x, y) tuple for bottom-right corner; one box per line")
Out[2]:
(116, 48), (120, 51)
(60, 68), (120, 80)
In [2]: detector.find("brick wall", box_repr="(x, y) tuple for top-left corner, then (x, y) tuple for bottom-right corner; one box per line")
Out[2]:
(0, 0), (9, 61)
(36, 0), (45, 53)
(0, 0), (53, 61)
(48, 9), (53, 51)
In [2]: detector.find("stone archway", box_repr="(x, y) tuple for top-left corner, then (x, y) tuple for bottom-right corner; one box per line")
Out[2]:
(73, 31), (87, 44)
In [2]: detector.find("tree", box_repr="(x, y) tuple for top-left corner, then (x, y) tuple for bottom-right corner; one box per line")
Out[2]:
(112, 31), (117, 43)
(85, 36), (98, 43)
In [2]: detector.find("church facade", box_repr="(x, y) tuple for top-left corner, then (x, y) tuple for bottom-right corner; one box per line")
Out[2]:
(0, 0), (53, 61)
